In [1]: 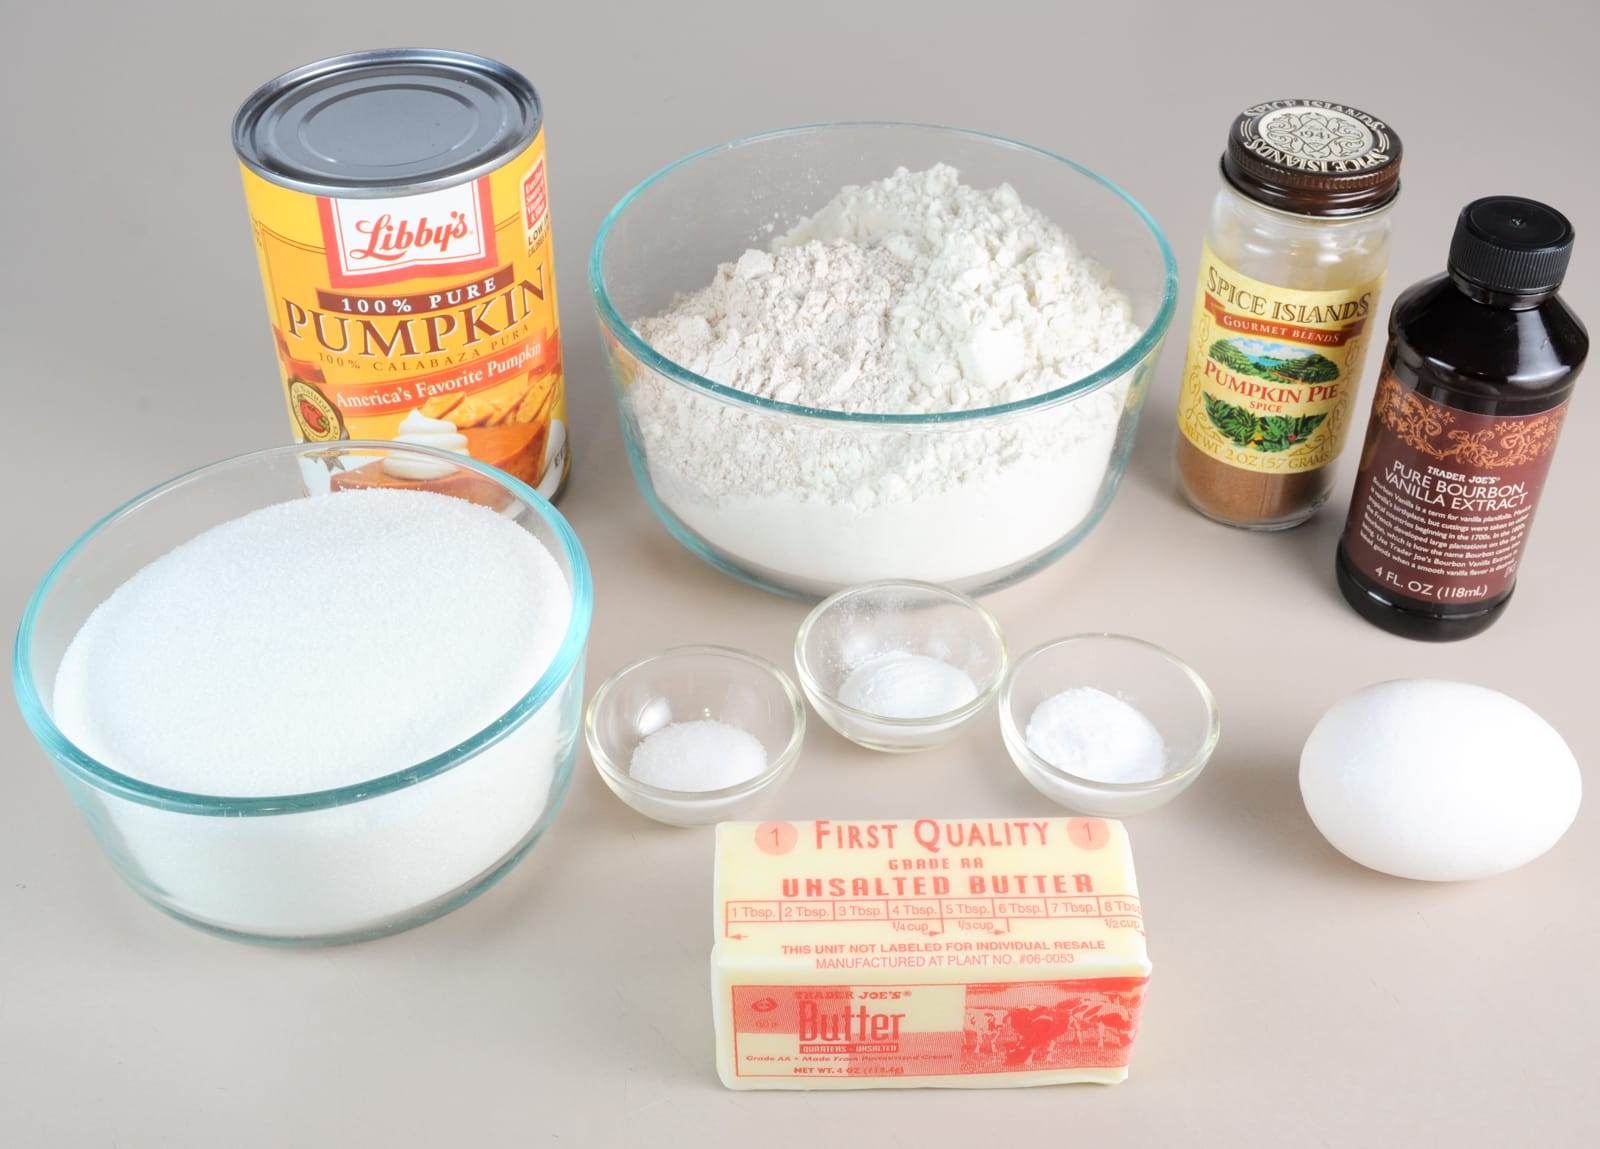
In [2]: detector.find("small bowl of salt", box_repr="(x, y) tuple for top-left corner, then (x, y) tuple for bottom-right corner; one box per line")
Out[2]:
(999, 634), (1220, 816)
(794, 581), (1007, 753)
(585, 645), (806, 827)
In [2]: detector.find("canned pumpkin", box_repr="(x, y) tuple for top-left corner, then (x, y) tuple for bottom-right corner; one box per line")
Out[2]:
(233, 49), (569, 498)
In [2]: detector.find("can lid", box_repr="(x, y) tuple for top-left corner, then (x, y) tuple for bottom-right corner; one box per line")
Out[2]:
(1222, 99), (1401, 218)
(1448, 196), (1575, 295)
(233, 49), (541, 197)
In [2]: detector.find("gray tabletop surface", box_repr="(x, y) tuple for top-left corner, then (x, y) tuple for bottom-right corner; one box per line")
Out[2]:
(4, 2), (1596, 1145)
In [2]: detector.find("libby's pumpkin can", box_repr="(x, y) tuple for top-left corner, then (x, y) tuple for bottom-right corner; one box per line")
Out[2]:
(233, 49), (569, 498)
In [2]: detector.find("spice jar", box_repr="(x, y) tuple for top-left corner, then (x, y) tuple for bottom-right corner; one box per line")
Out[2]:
(1336, 197), (1585, 641)
(1174, 100), (1401, 529)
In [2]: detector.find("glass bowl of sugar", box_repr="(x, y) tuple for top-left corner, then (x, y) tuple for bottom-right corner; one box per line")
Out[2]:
(590, 123), (1178, 599)
(999, 634), (1220, 816)
(794, 580), (1007, 753)
(584, 645), (806, 827)
(14, 442), (592, 945)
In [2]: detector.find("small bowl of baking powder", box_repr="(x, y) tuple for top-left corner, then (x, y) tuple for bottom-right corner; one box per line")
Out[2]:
(794, 580), (1007, 753)
(999, 634), (1220, 816)
(585, 645), (806, 827)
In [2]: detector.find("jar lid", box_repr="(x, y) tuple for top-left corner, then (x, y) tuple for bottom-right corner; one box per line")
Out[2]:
(1222, 99), (1401, 217)
(1448, 196), (1575, 295)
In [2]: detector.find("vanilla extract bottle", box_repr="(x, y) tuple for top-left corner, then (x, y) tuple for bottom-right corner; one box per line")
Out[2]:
(1336, 197), (1586, 640)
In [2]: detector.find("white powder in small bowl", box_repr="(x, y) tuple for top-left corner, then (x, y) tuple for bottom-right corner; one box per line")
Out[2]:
(1025, 687), (1167, 784)
(628, 720), (768, 792)
(837, 651), (978, 720)
(50, 488), (579, 938)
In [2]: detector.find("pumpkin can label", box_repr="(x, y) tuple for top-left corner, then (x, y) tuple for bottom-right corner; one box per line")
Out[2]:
(1177, 243), (1381, 475)
(240, 130), (568, 498)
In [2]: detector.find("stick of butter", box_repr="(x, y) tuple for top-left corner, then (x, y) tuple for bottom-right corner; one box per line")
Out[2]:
(711, 817), (1150, 1090)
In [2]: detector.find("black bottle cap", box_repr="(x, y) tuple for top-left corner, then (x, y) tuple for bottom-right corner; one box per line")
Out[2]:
(1448, 197), (1575, 295)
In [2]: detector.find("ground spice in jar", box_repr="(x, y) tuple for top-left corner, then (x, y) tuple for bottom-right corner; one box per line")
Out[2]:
(1174, 100), (1401, 529)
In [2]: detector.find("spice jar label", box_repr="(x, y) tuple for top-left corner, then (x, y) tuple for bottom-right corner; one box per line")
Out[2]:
(239, 130), (569, 497)
(1341, 373), (1569, 605)
(1177, 244), (1381, 474)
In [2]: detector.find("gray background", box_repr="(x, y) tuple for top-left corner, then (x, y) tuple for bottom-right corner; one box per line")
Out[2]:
(4, 1), (1596, 1145)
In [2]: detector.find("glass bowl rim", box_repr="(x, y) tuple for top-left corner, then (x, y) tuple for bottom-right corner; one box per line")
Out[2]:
(588, 120), (1178, 426)
(998, 632), (1221, 792)
(584, 643), (807, 803)
(793, 579), (1008, 728)
(12, 441), (594, 817)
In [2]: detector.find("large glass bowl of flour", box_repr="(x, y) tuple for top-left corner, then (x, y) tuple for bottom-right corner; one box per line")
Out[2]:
(14, 443), (592, 945)
(591, 123), (1177, 597)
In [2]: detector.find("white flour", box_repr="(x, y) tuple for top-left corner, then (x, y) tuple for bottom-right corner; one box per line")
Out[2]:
(630, 164), (1143, 590)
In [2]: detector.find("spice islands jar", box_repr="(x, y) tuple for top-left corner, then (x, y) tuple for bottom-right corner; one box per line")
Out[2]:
(1174, 100), (1401, 529)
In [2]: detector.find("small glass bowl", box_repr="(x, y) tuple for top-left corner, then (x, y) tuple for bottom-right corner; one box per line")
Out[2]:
(999, 634), (1220, 816)
(794, 581), (1007, 753)
(585, 645), (805, 826)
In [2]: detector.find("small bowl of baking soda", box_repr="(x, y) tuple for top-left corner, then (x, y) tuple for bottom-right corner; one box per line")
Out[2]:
(794, 581), (1007, 753)
(585, 645), (806, 827)
(1000, 634), (1220, 816)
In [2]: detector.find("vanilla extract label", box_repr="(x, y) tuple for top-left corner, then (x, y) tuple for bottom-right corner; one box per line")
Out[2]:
(1342, 373), (1568, 604)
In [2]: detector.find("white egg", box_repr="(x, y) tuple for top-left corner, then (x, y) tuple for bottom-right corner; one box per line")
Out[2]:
(1299, 679), (1580, 881)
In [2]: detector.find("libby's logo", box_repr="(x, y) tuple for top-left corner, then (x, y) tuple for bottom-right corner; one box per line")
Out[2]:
(352, 211), (469, 263)
(317, 179), (498, 288)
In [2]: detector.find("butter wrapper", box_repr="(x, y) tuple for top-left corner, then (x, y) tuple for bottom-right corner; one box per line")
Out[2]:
(711, 817), (1150, 1089)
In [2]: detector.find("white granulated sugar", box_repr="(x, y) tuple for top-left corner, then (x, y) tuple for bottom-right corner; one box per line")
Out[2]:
(838, 651), (979, 719)
(1025, 687), (1167, 784)
(629, 719), (768, 791)
(54, 488), (569, 796)
(51, 489), (576, 936)
(630, 164), (1143, 588)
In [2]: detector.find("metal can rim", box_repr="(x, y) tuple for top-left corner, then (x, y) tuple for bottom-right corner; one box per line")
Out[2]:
(232, 47), (543, 198)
